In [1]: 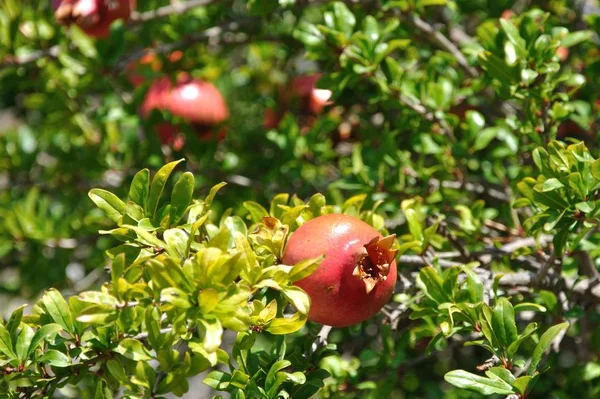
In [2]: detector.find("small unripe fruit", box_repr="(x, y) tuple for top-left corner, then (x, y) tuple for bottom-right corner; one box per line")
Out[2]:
(282, 214), (397, 327)
(53, 0), (135, 38)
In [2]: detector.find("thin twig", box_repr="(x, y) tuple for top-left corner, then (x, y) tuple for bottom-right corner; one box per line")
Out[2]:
(115, 20), (246, 70)
(402, 14), (479, 78)
(129, 0), (219, 24)
(396, 92), (457, 142)
(311, 325), (333, 353)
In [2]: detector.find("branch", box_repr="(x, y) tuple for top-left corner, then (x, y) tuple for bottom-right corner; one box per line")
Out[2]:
(129, 0), (219, 24)
(431, 179), (510, 202)
(115, 20), (248, 71)
(403, 14), (479, 78)
(395, 92), (457, 142)
(0, 46), (61, 68)
(310, 325), (333, 353)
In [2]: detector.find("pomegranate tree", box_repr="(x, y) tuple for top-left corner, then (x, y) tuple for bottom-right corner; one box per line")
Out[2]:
(282, 214), (397, 327)
(53, 0), (135, 38)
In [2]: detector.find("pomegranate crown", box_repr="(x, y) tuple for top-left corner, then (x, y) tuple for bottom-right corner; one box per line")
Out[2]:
(352, 234), (397, 294)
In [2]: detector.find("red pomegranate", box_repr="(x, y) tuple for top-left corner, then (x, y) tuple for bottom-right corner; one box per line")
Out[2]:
(282, 214), (397, 327)
(52, 0), (135, 38)
(140, 74), (229, 147)
(265, 73), (333, 129)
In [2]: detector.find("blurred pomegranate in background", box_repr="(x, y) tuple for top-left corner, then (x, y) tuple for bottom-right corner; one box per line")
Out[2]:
(140, 74), (229, 149)
(53, 0), (136, 38)
(265, 73), (333, 130)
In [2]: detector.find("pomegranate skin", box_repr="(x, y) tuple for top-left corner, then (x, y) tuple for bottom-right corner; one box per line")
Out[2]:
(282, 214), (397, 327)
(166, 75), (229, 127)
(53, 0), (135, 38)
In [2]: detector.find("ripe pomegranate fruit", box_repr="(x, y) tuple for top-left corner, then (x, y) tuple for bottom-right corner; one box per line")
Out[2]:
(140, 74), (229, 147)
(265, 73), (333, 130)
(52, 0), (135, 38)
(282, 214), (397, 327)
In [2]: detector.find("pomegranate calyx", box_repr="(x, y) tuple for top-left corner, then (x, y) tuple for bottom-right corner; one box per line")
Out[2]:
(352, 234), (397, 294)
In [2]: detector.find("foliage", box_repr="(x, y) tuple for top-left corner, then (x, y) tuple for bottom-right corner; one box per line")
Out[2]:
(1, 0), (600, 398)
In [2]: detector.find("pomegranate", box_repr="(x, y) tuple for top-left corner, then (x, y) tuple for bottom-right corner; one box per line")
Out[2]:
(282, 214), (397, 327)
(53, 0), (135, 38)
(265, 73), (333, 129)
(140, 74), (229, 147)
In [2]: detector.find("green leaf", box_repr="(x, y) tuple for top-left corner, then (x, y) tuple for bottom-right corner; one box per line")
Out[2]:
(486, 367), (515, 385)
(16, 323), (34, 360)
(513, 376), (532, 395)
(590, 159), (600, 181)
(116, 338), (153, 361)
(163, 228), (189, 259)
(418, 266), (446, 304)
(444, 370), (514, 395)
(404, 208), (424, 242)
(247, 0), (278, 15)
(507, 322), (538, 358)
(148, 159), (184, 219)
(161, 287), (191, 309)
(128, 168), (150, 211)
(535, 178), (564, 192)
(267, 312), (307, 335)
(288, 256), (324, 283)
(281, 286), (310, 315)
(78, 291), (119, 307)
(528, 322), (569, 373)
(27, 323), (62, 357)
(266, 360), (292, 392)
(203, 370), (232, 390)
(76, 305), (118, 325)
(328, 2), (356, 36)
(205, 182), (227, 210)
(171, 172), (194, 224)
(106, 359), (129, 384)
(42, 289), (74, 333)
(499, 18), (526, 54)
(463, 266), (484, 303)
(243, 201), (269, 223)
(514, 303), (547, 313)
(88, 189), (126, 222)
(39, 349), (70, 367)
(0, 324), (16, 358)
(492, 298), (518, 350)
